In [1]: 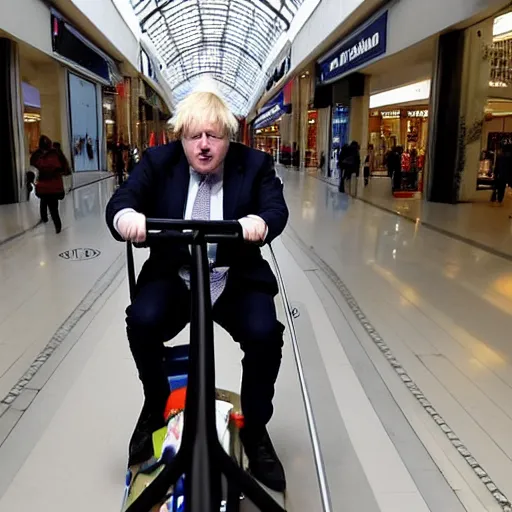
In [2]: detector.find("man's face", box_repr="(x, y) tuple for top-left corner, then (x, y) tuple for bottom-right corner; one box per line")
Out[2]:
(182, 122), (230, 174)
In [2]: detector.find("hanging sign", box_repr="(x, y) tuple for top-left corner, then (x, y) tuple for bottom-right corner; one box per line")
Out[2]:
(266, 53), (291, 92)
(318, 11), (388, 84)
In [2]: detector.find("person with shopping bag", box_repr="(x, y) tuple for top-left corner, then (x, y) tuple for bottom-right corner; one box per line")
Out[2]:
(30, 135), (71, 233)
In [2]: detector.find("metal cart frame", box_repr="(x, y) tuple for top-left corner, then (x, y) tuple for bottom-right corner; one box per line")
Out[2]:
(124, 218), (286, 512)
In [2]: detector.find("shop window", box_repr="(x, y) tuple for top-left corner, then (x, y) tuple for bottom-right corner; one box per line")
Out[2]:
(478, 10), (512, 191)
(22, 82), (41, 159)
(254, 122), (281, 162)
(306, 110), (318, 168)
(330, 104), (349, 176)
(68, 73), (100, 172)
(103, 87), (117, 173)
(368, 107), (428, 197)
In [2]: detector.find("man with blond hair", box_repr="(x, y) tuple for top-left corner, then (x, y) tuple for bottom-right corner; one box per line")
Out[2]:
(105, 82), (288, 492)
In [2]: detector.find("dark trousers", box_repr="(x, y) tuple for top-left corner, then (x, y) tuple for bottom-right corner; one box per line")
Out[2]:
(40, 194), (62, 231)
(491, 180), (506, 203)
(126, 274), (284, 429)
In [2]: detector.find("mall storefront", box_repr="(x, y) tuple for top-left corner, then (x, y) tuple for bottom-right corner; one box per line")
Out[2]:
(367, 80), (431, 197)
(315, 11), (389, 179)
(315, 7), (436, 197)
(454, 7), (512, 201)
(251, 88), (292, 164)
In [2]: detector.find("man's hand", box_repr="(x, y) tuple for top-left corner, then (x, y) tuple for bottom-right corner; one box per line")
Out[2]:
(117, 211), (147, 243)
(238, 215), (268, 243)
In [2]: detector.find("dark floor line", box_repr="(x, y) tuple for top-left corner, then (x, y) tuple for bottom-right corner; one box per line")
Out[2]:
(0, 221), (43, 247)
(0, 251), (125, 415)
(285, 225), (512, 512)
(269, 245), (333, 512)
(311, 173), (512, 263)
(71, 173), (114, 191)
(0, 175), (114, 248)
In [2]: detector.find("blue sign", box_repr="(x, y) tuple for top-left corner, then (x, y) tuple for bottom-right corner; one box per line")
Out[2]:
(318, 11), (388, 84)
(259, 91), (284, 115)
(253, 91), (291, 130)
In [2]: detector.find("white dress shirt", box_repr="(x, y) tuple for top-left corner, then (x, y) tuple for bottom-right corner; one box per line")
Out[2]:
(113, 167), (268, 261)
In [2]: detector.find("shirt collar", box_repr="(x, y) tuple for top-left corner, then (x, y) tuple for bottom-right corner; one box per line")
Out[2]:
(190, 166), (223, 185)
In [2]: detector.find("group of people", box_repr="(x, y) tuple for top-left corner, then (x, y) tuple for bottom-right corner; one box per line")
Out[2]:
(337, 141), (376, 192)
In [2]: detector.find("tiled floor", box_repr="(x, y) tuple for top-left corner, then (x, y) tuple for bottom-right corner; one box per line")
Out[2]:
(1, 169), (511, 510)
(280, 168), (512, 510)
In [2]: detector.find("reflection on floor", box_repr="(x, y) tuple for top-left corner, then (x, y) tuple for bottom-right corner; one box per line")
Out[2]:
(0, 172), (114, 245)
(0, 171), (511, 511)
(305, 167), (512, 259)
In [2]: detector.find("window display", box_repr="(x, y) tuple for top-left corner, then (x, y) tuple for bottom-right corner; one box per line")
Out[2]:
(68, 72), (100, 172)
(22, 82), (41, 157)
(305, 110), (318, 168)
(368, 106), (428, 196)
(254, 123), (280, 162)
(477, 12), (512, 190)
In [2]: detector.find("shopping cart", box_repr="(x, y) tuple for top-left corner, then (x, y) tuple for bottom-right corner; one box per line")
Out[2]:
(121, 218), (286, 512)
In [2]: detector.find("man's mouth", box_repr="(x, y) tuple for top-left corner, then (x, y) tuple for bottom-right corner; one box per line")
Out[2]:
(198, 154), (212, 161)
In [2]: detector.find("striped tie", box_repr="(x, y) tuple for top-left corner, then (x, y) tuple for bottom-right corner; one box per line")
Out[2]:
(180, 173), (228, 304)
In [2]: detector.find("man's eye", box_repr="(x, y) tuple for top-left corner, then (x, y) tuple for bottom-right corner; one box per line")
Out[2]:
(192, 134), (201, 140)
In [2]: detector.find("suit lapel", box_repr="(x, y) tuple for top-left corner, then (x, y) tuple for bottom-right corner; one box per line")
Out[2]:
(168, 144), (190, 219)
(222, 145), (244, 220)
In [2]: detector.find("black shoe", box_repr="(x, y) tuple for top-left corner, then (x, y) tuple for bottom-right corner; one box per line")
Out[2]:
(128, 400), (166, 467)
(240, 427), (286, 493)
(41, 217), (48, 223)
(55, 226), (62, 234)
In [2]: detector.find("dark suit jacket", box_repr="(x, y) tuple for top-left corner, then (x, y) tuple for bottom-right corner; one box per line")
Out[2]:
(105, 141), (288, 296)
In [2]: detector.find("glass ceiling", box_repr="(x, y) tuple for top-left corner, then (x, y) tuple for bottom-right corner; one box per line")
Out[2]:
(129, 0), (304, 115)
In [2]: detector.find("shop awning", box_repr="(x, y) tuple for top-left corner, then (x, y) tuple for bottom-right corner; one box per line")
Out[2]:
(253, 90), (291, 129)
(128, 0), (304, 116)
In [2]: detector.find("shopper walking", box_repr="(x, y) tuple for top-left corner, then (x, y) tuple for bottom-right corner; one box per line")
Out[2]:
(364, 144), (375, 187)
(491, 143), (512, 205)
(30, 135), (70, 233)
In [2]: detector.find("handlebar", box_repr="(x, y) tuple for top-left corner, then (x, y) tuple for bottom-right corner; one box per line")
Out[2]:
(136, 218), (243, 247)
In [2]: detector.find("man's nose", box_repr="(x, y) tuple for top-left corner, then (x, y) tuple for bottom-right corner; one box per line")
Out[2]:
(199, 133), (210, 150)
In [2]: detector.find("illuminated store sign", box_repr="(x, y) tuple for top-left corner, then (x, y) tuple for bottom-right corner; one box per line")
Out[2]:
(407, 109), (429, 118)
(370, 80), (431, 109)
(381, 110), (400, 119)
(318, 11), (388, 84)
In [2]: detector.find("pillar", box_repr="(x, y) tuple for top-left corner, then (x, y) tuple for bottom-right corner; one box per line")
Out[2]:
(348, 76), (370, 157)
(317, 106), (331, 174)
(0, 38), (23, 204)
(428, 30), (465, 203)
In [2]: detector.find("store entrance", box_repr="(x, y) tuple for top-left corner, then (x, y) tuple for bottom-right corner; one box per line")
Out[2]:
(254, 123), (281, 163)
(368, 105), (429, 197)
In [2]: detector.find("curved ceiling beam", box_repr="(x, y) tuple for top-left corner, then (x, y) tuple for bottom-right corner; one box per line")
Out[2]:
(162, 40), (263, 69)
(173, 70), (250, 100)
(139, 0), (290, 33)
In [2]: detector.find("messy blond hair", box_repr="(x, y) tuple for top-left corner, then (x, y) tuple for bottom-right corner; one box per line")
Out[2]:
(170, 88), (239, 139)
